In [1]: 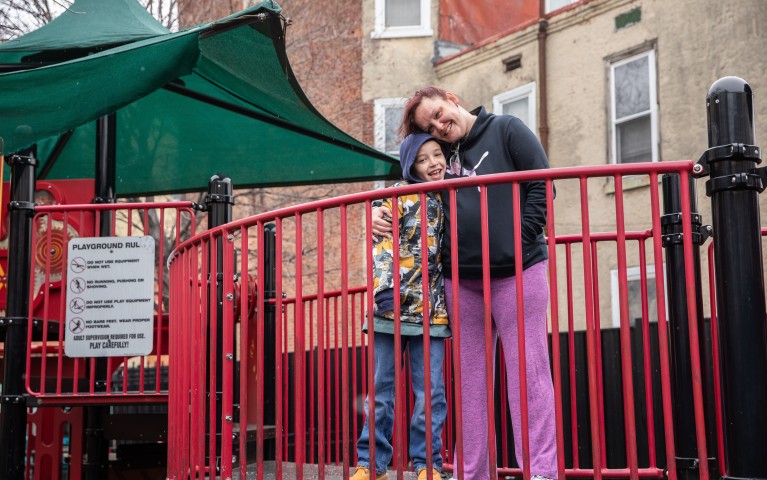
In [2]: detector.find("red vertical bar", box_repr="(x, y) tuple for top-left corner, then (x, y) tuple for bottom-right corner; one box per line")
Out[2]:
(512, 182), (531, 480)
(351, 293), (358, 467)
(591, 241), (607, 466)
(678, 172), (709, 480)
(239, 226), (250, 479)
(565, 244), (579, 469)
(199, 243), (209, 477)
(191, 243), (203, 477)
(317, 210), (327, 478)
(444, 339), (453, 465)
(546, 179), (566, 479)
(283, 301), (289, 460)
(579, 177), (602, 480)
(275, 218), (284, 479)
(56, 212), (71, 395)
(637, 240), (658, 467)
(706, 243), (726, 476)
(479, 185), (498, 480)
(39, 214), (53, 395)
(364, 201), (377, 477)
(448, 188), (464, 480)
(390, 193), (405, 480)
(25, 213), (38, 396)
(309, 300), (317, 465)
(256, 222), (266, 480)
(499, 347), (509, 467)
(220, 231), (235, 479)
(295, 213), (306, 479)
(166, 253), (174, 476)
(155, 207), (166, 393)
(648, 172), (678, 480)
(334, 295), (340, 465)
(419, 192), (435, 474)
(613, 175), (640, 480)
(340, 205), (351, 474)
(208, 235), (218, 473)
(325, 299), (331, 465)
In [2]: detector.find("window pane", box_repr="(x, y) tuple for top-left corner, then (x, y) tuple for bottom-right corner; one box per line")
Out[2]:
(502, 98), (530, 128)
(386, 0), (421, 27)
(628, 276), (657, 324)
(615, 55), (650, 119)
(547, 0), (577, 12)
(385, 106), (404, 155)
(617, 114), (652, 163)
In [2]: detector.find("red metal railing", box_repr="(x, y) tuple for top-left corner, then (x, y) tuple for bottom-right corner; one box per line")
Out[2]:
(24, 201), (196, 404)
(166, 161), (721, 480)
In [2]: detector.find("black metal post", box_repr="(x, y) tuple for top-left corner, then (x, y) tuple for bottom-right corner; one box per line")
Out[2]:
(661, 174), (716, 480)
(0, 147), (37, 480)
(697, 76), (767, 480)
(205, 174), (233, 471)
(84, 113), (117, 480)
(262, 223), (277, 430)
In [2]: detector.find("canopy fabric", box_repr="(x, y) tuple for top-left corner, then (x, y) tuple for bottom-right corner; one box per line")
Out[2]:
(0, 0), (169, 58)
(0, 0), (400, 196)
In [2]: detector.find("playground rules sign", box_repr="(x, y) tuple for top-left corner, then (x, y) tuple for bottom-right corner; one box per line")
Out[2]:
(64, 236), (155, 357)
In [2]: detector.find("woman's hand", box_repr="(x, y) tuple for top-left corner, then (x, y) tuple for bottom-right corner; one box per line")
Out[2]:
(371, 205), (393, 238)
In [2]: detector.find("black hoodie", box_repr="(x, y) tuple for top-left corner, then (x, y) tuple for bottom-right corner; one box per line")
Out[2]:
(442, 106), (549, 279)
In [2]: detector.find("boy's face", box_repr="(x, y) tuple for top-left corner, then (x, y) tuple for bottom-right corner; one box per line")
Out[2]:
(412, 140), (446, 182)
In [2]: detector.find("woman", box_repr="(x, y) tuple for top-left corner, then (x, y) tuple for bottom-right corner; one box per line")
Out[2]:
(372, 86), (557, 480)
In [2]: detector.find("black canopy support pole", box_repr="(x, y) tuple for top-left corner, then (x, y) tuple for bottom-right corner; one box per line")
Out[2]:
(695, 76), (767, 480)
(661, 174), (716, 480)
(84, 113), (116, 480)
(205, 175), (233, 472)
(37, 129), (74, 180)
(0, 147), (37, 480)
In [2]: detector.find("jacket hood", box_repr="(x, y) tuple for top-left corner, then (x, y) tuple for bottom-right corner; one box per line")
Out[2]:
(460, 106), (492, 148)
(399, 132), (439, 184)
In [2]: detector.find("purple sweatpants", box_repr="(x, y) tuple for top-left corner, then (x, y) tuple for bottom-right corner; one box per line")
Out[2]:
(446, 260), (558, 480)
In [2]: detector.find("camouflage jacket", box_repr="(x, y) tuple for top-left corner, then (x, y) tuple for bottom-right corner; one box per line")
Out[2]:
(372, 182), (449, 335)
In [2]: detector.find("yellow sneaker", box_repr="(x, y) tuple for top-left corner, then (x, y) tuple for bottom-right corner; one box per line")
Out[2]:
(417, 468), (441, 480)
(350, 466), (388, 480)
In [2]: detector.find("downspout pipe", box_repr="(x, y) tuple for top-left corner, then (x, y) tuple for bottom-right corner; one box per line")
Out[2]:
(537, 2), (549, 153)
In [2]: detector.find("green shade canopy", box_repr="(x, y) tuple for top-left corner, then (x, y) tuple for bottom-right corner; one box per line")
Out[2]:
(0, 0), (400, 196)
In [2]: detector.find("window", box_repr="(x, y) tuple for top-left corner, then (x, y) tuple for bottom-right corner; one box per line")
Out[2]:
(373, 0), (432, 38)
(493, 82), (537, 135)
(374, 98), (407, 156)
(546, 0), (578, 13)
(610, 50), (658, 164)
(610, 264), (665, 327)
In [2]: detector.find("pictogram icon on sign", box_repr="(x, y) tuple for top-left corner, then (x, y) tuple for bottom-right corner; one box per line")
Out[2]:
(69, 297), (85, 314)
(70, 257), (86, 273)
(70, 277), (86, 294)
(69, 317), (85, 334)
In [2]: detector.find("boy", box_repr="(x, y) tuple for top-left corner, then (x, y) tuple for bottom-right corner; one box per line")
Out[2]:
(351, 133), (450, 480)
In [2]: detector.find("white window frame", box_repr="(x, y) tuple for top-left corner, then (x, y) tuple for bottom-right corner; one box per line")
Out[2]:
(610, 264), (666, 327)
(374, 97), (407, 156)
(492, 82), (537, 136)
(545, 0), (578, 14)
(609, 49), (659, 164)
(372, 0), (433, 39)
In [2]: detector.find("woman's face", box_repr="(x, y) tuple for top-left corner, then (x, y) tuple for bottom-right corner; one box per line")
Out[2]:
(413, 92), (466, 144)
